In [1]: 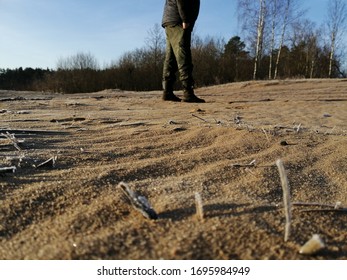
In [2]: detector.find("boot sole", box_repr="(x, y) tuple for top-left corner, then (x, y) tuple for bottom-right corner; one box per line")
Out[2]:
(181, 99), (205, 103)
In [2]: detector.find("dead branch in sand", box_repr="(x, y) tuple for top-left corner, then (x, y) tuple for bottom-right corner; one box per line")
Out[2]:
(195, 192), (204, 221)
(295, 123), (302, 133)
(230, 160), (275, 169)
(300, 208), (347, 213)
(231, 159), (257, 168)
(1, 132), (22, 151)
(0, 129), (67, 135)
(192, 114), (209, 123)
(273, 124), (308, 134)
(261, 127), (270, 142)
(276, 159), (292, 242)
(117, 182), (158, 220)
(0, 97), (51, 102)
(293, 201), (344, 209)
(50, 117), (86, 123)
(119, 121), (147, 127)
(34, 156), (57, 169)
(0, 166), (16, 174)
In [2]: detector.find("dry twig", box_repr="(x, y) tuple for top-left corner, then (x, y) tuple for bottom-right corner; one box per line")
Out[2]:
(34, 156), (57, 169)
(261, 127), (270, 142)
(300, 208), (347, 213)
(231, 159), (256, 168)
(1, 132), (22, 151)
(276, 159), (292, 242)
(0, 166), (16, 174)
(192, 114), (209, 123)
(295, 123), (302, 133)
(293, 201), (343, 209)
(0, 129), (67, 135)
(117, 182), (158, 220)
(195, 192), (204, 221)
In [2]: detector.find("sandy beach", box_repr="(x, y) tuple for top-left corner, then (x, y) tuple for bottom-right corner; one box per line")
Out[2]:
(1, 79), (346, 259)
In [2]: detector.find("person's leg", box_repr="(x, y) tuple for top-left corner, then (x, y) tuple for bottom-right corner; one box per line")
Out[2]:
(162, 28), (181, 102)
(168, 26), (205, 103)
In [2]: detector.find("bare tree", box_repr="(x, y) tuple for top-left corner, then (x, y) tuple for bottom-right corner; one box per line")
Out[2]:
(326, 0), (347, 77)
(145, 23), (165, 69)
(254, 0), (267, 80)
(268, 0), (279, 79)
(273, 0), (291, 79)
(273, 0), (304, 79)
(56, 52), (99, 70)
(144, 23), (165, 88)
(238, 0), (267, 80)
(55, 52), (100, 93)
(291, 19), (326, 78)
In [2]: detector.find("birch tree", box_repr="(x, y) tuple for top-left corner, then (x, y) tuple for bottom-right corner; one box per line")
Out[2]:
(273, 0), (291, 79)
(254, 0), (267, 80)
(326, 0), (347, 77)
(238, 0), (267, 80)
(268, 0), (279, 79)
(273, 0), (304, 79)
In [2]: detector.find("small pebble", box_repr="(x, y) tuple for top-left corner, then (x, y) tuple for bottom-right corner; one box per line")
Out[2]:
(299, 234), (325, 255)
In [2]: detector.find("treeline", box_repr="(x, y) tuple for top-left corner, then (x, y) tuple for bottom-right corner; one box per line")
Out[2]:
(0, 67), (52, 91)
(0, 34), (344, 93)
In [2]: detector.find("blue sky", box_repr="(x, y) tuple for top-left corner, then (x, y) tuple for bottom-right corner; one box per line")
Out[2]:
(0, 0), (342, 69)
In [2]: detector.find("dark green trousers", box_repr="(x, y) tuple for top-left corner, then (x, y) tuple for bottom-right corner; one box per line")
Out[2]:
(162, 26), (194, 91)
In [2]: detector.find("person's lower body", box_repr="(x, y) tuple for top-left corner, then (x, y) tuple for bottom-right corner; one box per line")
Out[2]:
(162, 25), (205, 103)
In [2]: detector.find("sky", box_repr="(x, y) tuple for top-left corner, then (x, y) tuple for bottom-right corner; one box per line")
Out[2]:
(0, 0), (344, 70)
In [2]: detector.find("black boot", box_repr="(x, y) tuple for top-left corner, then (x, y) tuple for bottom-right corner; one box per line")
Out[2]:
(162, 81), (181, 102)
(162, 91), (181, 102)
(182, 88), (205, 103)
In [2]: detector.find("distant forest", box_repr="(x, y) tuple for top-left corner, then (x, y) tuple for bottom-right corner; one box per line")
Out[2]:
(1, 0), (346, 93)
